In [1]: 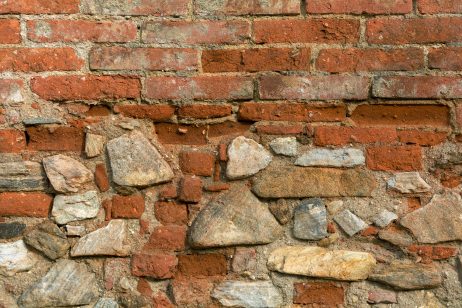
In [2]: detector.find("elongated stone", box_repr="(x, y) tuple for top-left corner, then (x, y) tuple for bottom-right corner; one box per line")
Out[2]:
(268, 246), (376, 281)
(23, 221), (70, 260)
(52, 191), (100, 224)
(293, 198), (328, 240)
(0, 240), (36, 276)
(295, 148), (365, 167)
(0, 161), (47, 191)
(387, 172), (431, 193)
(212, 281), (283, 307)
(43, 155), (93, 193)
(334, 210), (368, 236)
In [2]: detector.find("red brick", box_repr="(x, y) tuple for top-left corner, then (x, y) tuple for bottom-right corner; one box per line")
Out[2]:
(90, 47), (197, 71)
(239, 102), (346, 122)
(179, 151), (215, 176)
(314, 126), (398, 146)
(408, 245), (458, 263)
(142, 20), (250, 44)
(204, 183), (231, 192)
(398, 130), (447, 146)
(361, 226), (379, 237)
(145, 225), (186, 251)
(351, 105), (450, 127)
(0, 79), (23, 104)
(155, 124), (207, 145)
(0, 129), (26, 153)
(256, 124), (305, 135)
(82, 0), (189, 16)
(95, 164), (110, 192)
(145, 76), (253, 100)
(26, 126), (84, 151)
(179, 176), (202, 203)
(195, 0), (299, 16)
(85, 106), (111, 117)
(259, 75), (370, 100)
(31, 75), (140, 101)
(132, 252), (177, 279)
(111, 194), (145, 219)
(219, 144), (228, 161)
(152, 291), (174, 308)
(172, 277), (217, 307)
(0, 192), (52, 217)
(27, 20), (137, 43)
(208, 122), (251, 138)
(254, 19), (360, 44)
(366, 146), (422, 171)
(178, 104), (232, 119)
(428, 47), (462, 70)
(317, 48), (423, 72)
(407, 197), (421, 212)
(307, 0), (412, 14)
(367, 17), (462, 44)
(417, 0), (462, 13)
(115, 104), (175, 121)
(202, 48), (310, 73)
(159, 185), (178, 200)
(154, 201), (188, 225)
(178, 254), (227, 277)
(0, 20), (20, 44)
(294, 282), (344, 305)
(0, 0), (79, 14)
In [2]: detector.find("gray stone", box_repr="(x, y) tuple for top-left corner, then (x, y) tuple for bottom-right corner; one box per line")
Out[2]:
(24, 221), (70, 260)
(269, 137), (298, 156)
(387, 172), (431, 194)
(369, 261), (442, 290)
(0, 222), (25, 239)
(378, 227), (414, 247)
(66, 225), (86, 237)
(252, 164), (375, 198)
(93, 298), (119, 308)
(0, 161), (47, 191)
(226, 136), (272, 180)
(268, 199), (292, 225)
(23, 117), (61, 125)
(189, 185), (283, 248)
(293, 198), (328, 240)
(295, 148), (365, 168)
(52, 191), (100, 224)
(107, 131), (174, 187)
(367, 290), (397, 304)
(400, 192), (462, 243)
(334, 210), (368, 236)
(71, 220), (130, 257)
(373, 210), (398, 228)
(0, 240), (36, 276)
(18, 260), (99, 307)
(85, 133), (105, 158)
(212, 281), (283, 308)
(43, 155), (93, 193)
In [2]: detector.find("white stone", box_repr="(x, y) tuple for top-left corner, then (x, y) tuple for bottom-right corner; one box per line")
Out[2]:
(334, 209), (368, 236)
(66, 225), (86, 236)
(387, 172), (431, 194)
(0, 240), (36, 276)
(85, 133), (105, 158)
(212, 281), (283, 307)
(269, 137), (298, 156)
(52, 191), (100, 224)
(374, 210), (398, 228)
(43, 155), (93, 193)
(295, 148), (365, 167)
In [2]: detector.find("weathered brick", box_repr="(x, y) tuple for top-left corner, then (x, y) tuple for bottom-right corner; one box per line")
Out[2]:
(195, 0), (300, 16)
(178, 104), (232, 119)
(256, 124), (305, 135)
(111, 194), (145, 219)
(158, 185), (178, 200)
(31, 75), (140, 101)
(417, 0), (462, 13)
(155, 124), (207, 145)
(0, 20), (20, 44)
(204, 183), (231, 192)
(145, 76), (253, 100)
(179, 151), (215, 176)
(259, 75), (370, 100)
(0, 192), (52, 217)
(172, 277), (217, 307)
(407, 245), (458, 263)
(0, 79), (24, 104)
(0, 0), (79, 14)
(26, 126), (85, 151)
(0, 129), (26, 153)
(208, 122), (251, 138)
(398, 130), (447, 146)
(314, 126), (398, 146)
(95, 164), (110, 192)
(27, 20), (137, 43)
(307, 0), (412, 14)
(142, 20), (250, 44)
(81, 0), (189, 16)
(178, 254), (227, 277)
(366, 146), (422, 171)
(317, 48), (423, 72)
(145, 225), (186, 251)
(428, 47), (462, 70)
(293, 282), (344, 305)
(254, 19), (360, 44)
(115, 104), (175, 121)
(132, 252), (177, 279)
(179, 176), (202, 203)
(202, 48), (310, 72)
(154, 201), (188, 225)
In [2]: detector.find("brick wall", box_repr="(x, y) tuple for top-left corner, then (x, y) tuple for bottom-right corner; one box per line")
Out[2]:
(1, 0), (462, 306)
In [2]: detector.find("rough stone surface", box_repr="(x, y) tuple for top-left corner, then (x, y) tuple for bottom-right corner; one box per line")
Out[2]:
(387, 172), (431, 193)
(295, 148), (365, 167)
(107, 131), (174, 186)
(400, 192), (462, 243)
(268, 246), (376, 281)
(189, 185), (282, 248)
(378, 226), (414, 247)
(212, 281), (283, 307)
(368, 290), (398, 304)
(52, 191), (100, 224)
(252, 165), (375, 198)
(0, 222), (25, 239)
(374, 210), (398, 228)
(18, 260), (99, 307)
(268, 199), (293, 225)
(226, 136), (272, 179)
(269, 137), (298, 156)
(94, 298), (119, 308)
(71, 220), (130, 256)
(23, 221), (70, 260)
(43, 155), (93, 193)
(334, 210), (368, 236)
(293, 198), (328, 240)
(0, 161), (47, 191)
(66, 225), (85, 237)
(85, 133), (105, 158)
(0, 240), (36, 276)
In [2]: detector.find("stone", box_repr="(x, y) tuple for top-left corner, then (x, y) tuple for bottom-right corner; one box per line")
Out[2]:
(0, 222), (25, 239)
(387, 172), (431, 193)
(232, 247), (257, 273)
(0, 161), (47, 191)
(23, 221), (70, 260)
(268, 199), (292, 225)
(66, 225), (85, 236)
(18, 260), (99, 307)
(374, 210), (398, 228)
(326, 200), (343, 215)
(334, 210), (368, 236)
(0, 240), (36, 276)
(23, 117), (62, 125)
(293, 198), (328, 240)
(52, 191), (100, 224)
(189, 185), (283, 248)
(71, 220), (130, 257)
(226, 136), (272, 179)
(295, 148), (365, 167)
(267, 246), (376, 281)
(269, 137), (298, 156)
(212, 281), (283, 308)
(369, 261), (442, 290)
(378, 226), (414, 247)
(400, 192), (462, 243)
(252, 165), (375, 198)
(367, 290), (397, 304)
(94, 298), (119, 308)
(85, 133), (105, 158)
(43, 155), (93, 193)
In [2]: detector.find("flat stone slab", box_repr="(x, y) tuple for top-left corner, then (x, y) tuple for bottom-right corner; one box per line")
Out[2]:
(52, 191), (100, 225)
(387, 172), (431, 194)
(212, 281), (283, 307)
(0, 161), (47, 191)
(24, 221), (70, 260)
(334, 210), (368, 236)
(295, 148), (365, 168)
(373, 210), (398, 228)
(0, 240), (36, 277)
(293, 198), (328, 240)
(43, 155), (93, 193)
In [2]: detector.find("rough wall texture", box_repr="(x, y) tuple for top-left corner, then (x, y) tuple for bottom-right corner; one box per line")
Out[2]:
(1, 0), (462, 307)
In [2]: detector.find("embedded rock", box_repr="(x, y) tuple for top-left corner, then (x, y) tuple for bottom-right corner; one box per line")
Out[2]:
(52, 191), (100, 224)
(268, 246), (376, 281)
(107, 131), (174, 187)
(0, 222), (25, 239)
(387, 172), (431, 193)
(269, 137), (298, 156)
(85, 133), (105, 158)
(0, 240), (36, 276)
(295, 148), (365, 167)
(23, 221), (70, 260)
(268, 199), (293, 225)
(94, 298), (119, 308)
(43, 155), (93, 193)
(334, 210), (368, 236)
(0, 161), (47, 191)
(212, 281), (283, 308)
(378, 226), (414, 247)
(293, 198), (328, 240)
(226, 136), (272, 179)
(373, 210), (398, 228)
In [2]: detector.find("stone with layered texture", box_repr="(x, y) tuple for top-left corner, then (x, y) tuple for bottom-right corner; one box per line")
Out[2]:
(52, 191), (100, 224)
(0, 240), (36, 276)
(23, 221), (70, 260)
(269, 137), (298, 156)
(373, 210), (398, 228)
(334, 209), (368, 236)
(293, 198), (328, 240)
(268, 246), (376, 281)
(295, 148), (365, 167)
(212, 281), (283, 307)
(189, 185), (282, 248)
(0, 161), (47, 191)
(85, 133), (105, 158)
(42, 155), (93, 193)
(387, 172), (431, 193)
(107, 131), (174, 187)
